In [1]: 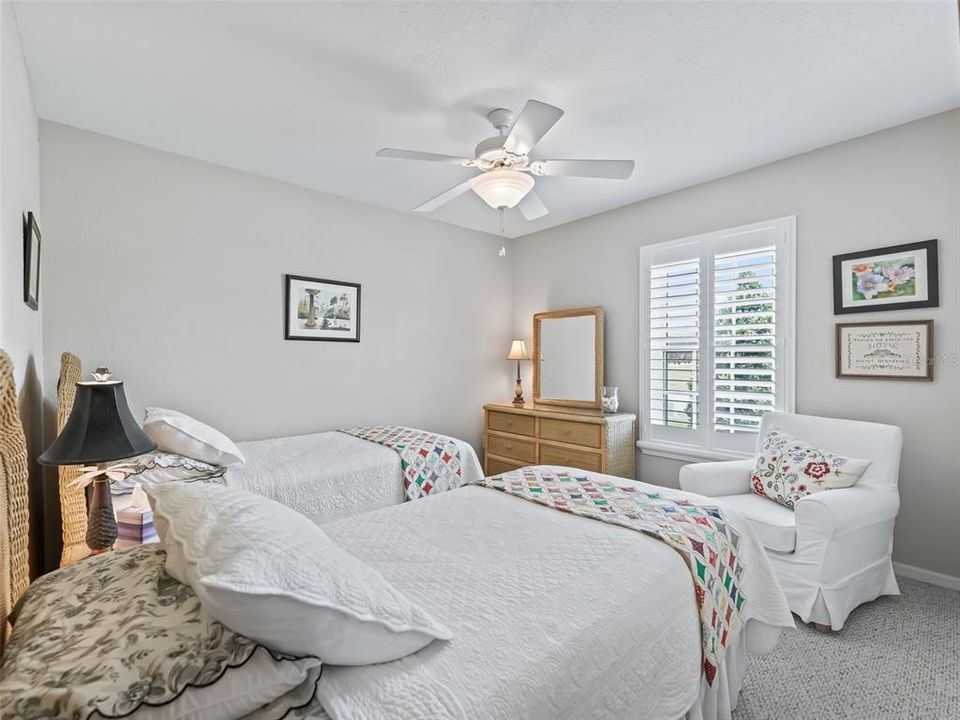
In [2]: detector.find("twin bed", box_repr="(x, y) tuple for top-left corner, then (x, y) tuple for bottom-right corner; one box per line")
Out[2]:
(0, 353), (794, 720)
(227, 430), (483, 525)
(308, 472), (792, 720)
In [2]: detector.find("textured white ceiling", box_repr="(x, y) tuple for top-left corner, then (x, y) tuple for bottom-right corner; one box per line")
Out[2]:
(15, 1), (960, 238)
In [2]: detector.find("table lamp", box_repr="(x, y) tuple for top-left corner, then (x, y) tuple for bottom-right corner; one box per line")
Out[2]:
(507, 340), (530, 406)
(39, 369), (156, 554)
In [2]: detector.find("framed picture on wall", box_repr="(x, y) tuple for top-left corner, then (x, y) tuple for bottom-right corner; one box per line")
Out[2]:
(23, 212), (40, 311)
(284, 274), (361, 342)
(835, 320), (933, 381)
(832, 239), (938, 314)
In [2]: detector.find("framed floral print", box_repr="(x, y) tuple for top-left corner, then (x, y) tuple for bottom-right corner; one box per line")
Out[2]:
(832, 239), (938, 314)
(284, 274), (360, 342)
(835, 320), (933, 381)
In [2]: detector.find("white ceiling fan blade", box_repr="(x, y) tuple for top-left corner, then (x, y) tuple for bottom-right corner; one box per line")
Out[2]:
(518, 190), (549, 221)
(376, 148), (472, 164)
(414, 179), (474, 212)
(503, 100), (564, 156)
(533, 159), (635, 179)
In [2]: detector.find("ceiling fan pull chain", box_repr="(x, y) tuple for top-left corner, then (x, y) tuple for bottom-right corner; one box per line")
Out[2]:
(499, 207), (505, 235)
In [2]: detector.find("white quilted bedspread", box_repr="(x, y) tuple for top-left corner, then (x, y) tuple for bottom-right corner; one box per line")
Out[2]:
(224, 430), (483, 526)
(315, 470), (793, 720)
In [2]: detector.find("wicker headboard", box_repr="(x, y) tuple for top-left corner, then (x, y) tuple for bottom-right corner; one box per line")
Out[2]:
(0, 351), (30, 652)
(57, 353), (89, 567)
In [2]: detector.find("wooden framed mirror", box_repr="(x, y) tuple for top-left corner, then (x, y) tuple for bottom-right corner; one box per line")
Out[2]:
(533, 307), (604, 409)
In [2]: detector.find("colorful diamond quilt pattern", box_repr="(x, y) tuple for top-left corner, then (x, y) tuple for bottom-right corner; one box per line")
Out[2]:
(476, 467), (746, 686)
(341, 426), (463, 501)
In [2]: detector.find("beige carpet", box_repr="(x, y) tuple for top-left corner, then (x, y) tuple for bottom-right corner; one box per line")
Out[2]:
(734, 577), (959, 719)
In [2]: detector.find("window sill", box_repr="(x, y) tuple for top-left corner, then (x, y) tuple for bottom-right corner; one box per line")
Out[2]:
(636, 440), (752, 464)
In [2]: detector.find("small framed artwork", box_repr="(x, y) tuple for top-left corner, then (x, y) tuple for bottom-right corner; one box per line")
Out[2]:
(833, 239), (938, 314)
(284, 274), (361, 342)
(23, 212), (41, 310)
(836, 320), (933, 381)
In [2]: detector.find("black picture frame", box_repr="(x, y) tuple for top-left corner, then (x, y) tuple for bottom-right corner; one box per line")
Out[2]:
(284, 274), (361, 342)
(832, 239), (938, 315)
(23, 212), (40, 311)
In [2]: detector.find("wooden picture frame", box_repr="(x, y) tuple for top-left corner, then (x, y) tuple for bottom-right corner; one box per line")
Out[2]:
(23, 212), (40, 311)
(832, 239), (938, 314)
(835, 320), (933, 381)
(532, 306), (604, 410)
(284, 274), (361, 342)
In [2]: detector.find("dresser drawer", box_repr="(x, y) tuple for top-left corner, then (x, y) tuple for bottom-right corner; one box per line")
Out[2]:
(539, 418), (601, 448)
(486, 456), (525, 476)
(487, 435), (537, 463)
(487, 411), (535, 437)
(539, 444), (603, 472)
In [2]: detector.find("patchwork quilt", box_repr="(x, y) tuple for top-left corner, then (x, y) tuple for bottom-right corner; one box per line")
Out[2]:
(476, 467), (746, 686)
(340, 425), (463, 501)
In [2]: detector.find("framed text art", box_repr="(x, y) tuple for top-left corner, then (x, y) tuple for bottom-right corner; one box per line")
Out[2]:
(835, 320), (933, 381)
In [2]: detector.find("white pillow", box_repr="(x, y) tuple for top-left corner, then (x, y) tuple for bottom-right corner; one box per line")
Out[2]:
(147, 481), (451, 665)
(144, 407), (244, 466)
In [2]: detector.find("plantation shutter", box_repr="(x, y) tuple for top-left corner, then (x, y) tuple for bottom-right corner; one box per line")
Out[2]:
(640, 216), (794, 460)
(648, 258), (700, 430)
(713, 246), (777, 435)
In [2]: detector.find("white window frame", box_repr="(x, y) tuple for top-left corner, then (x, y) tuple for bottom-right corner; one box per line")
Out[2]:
(638, 216), (796, 462)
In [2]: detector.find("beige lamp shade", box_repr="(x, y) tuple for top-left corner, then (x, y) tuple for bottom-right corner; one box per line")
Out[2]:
(507, 339), (530, 361)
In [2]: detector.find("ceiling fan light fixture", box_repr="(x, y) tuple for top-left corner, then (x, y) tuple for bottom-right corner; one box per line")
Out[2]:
(469, 169), (534, 209)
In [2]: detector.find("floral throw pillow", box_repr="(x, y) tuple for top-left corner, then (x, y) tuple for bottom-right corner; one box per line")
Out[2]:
(750, 427), (872, 509)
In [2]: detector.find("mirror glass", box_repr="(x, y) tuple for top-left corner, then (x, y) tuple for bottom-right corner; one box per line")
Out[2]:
(534, 308), (603, 408)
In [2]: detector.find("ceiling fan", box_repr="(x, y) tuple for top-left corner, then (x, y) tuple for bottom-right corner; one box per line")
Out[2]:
(375, 99), (635, 221)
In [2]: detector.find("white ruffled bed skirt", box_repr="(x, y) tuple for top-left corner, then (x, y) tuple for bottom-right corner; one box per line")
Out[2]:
(682, 620), (784, 720)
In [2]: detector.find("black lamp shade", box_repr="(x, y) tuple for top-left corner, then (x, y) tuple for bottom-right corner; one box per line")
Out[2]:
(39, 381), (156, 466)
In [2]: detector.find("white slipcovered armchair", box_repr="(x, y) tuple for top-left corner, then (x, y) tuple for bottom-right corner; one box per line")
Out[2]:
(679, 411), (901, 631)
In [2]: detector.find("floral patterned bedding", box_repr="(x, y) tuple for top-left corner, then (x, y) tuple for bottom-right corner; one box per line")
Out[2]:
(0, 545), (320, 720)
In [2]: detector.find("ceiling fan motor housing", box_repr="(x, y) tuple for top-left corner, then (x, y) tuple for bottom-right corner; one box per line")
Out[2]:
(475, 107), (517, 163)
(475, 135), (509, 162)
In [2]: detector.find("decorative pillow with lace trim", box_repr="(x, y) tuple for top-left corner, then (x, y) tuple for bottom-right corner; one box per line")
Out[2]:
(750, 427), (873, 509)
(111, 451), (227, 495)
(0, 545), (321, 720)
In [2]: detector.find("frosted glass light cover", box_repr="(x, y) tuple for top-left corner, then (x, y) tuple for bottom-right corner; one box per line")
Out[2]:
(470, 169), (535, 209)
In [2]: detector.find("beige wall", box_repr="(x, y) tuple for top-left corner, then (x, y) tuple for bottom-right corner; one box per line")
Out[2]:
(511, 110), (960, 579)
(35, 106), (960, 580)
(39, 123), (512, 452)
(1, 1), (43, 575)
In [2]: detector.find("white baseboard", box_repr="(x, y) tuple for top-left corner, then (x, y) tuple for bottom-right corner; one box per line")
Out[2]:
(894, 562), (960, 591)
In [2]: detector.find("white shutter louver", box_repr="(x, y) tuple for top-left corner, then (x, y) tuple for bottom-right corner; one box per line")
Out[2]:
(713, 246), (777, 435)
(648, 258), (700, 429)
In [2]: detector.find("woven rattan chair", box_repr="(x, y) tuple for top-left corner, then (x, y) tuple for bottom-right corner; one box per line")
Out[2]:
(0, 351), (29, 651)
(57, 353), (89, 567)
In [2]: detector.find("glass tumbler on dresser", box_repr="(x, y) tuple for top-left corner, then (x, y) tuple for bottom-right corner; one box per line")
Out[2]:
(602, 386), (619, 413)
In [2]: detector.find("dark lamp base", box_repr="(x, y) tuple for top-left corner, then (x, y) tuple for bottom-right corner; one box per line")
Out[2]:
(86, 475), (117, 554)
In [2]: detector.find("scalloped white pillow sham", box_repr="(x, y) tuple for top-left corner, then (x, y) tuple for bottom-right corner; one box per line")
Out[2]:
(147, 481), (450, 665)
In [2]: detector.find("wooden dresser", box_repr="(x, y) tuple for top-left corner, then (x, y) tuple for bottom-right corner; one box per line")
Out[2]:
(483, 402), (637, 479)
